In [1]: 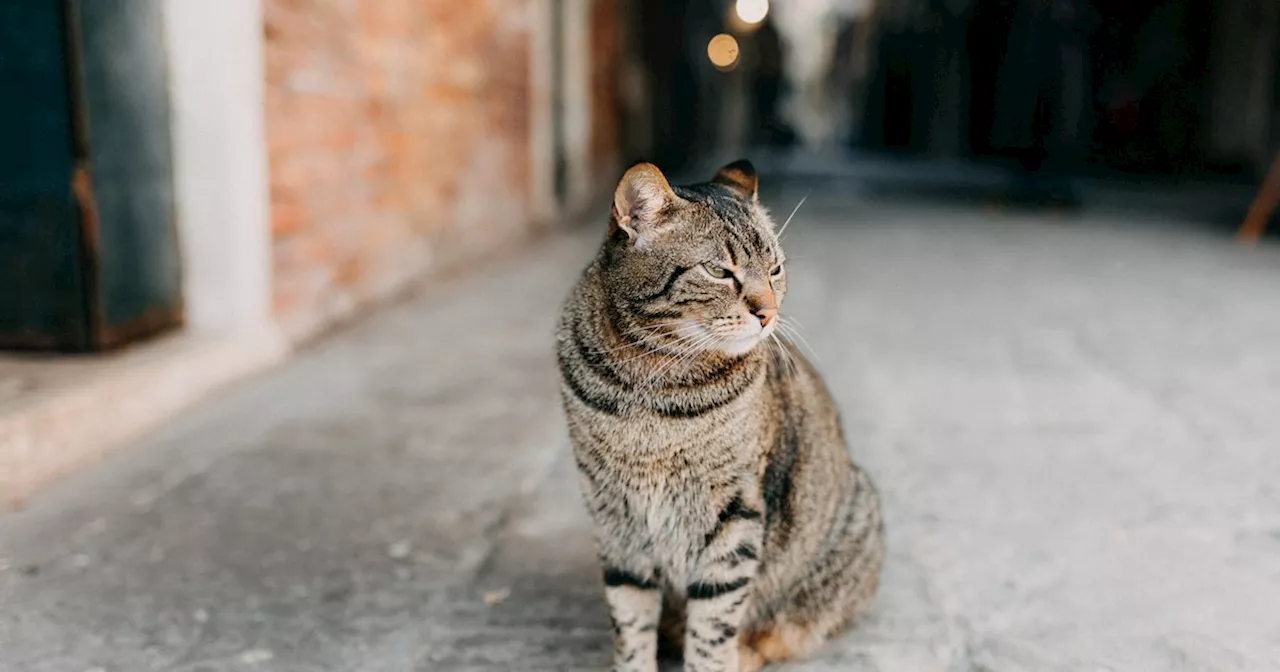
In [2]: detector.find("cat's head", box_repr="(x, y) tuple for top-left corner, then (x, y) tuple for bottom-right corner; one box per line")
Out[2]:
(599, 160), (785, 357)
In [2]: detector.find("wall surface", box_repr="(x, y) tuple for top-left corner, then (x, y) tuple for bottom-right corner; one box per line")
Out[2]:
(264, 0), (579, 341)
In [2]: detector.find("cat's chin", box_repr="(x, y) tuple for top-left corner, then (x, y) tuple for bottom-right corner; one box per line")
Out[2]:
(711, 325), (774, 356)
(713, 338), (762, 356)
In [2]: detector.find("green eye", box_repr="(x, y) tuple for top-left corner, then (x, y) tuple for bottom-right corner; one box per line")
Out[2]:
(703, 263), (732, 279)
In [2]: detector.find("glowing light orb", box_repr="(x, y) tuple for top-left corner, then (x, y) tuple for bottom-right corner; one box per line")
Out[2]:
(707, 33), (740, 70)
(735, 0), (769, 24)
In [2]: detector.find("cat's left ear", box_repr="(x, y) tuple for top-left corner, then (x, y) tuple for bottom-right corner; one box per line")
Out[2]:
(712, 159), (758, 202)
(612, 162), (683, 248)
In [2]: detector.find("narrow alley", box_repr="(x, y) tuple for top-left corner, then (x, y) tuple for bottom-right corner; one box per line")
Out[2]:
(4, 183), (1280, 671)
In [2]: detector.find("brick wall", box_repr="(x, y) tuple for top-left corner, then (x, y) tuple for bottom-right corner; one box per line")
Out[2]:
(265, 0), (617, 341)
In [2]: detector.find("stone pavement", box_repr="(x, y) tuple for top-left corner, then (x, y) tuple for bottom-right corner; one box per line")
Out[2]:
(4, 185), (1280, 671)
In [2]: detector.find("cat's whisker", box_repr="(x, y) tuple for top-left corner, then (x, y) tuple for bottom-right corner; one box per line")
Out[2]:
(632, 332), (708, 379)
(777, 332), (797, 367)
(777, 320), (821, 364)
(617, 321), (687, 339)
(587, 322), (689, 356)
(769, 332), (799, 379)
(608, 328), (708, 367)
(776, 191), (810, 238)
(586, 320), (694, 357)
(585, 332), (668, 356)
(641, 332), (718, 392)
(659, 346), (717, 391)
(646, 334), (715, 382)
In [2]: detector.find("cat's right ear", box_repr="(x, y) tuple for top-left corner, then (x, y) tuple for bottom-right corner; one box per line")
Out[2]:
(611, 162), (682, 249)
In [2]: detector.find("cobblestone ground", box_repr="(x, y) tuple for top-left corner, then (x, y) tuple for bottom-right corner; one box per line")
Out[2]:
(4, 185), (1280, 671)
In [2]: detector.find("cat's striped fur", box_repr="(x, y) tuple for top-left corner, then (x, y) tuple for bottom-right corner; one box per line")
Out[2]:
(556, 161), (883, 672)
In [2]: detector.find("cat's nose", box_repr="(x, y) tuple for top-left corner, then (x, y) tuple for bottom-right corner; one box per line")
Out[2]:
(754, 306), (778, 327)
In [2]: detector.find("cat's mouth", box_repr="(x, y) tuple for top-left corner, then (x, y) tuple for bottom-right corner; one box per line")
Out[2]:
(709, 320), (776, 356)
(653, 317), (776, 358)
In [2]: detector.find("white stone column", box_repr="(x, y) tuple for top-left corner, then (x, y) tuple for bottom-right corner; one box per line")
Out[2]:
(162, 0), (273, 333)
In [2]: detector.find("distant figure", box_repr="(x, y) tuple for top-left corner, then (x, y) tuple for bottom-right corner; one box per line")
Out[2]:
(772, 0), (874, 147)
(750, 19), (796, 146)
(991, 0), (1099, 206)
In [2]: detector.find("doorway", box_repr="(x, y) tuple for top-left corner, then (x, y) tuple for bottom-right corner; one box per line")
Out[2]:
(0, 0), (182, 351)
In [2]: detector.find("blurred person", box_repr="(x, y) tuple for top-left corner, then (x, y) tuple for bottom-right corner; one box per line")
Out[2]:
(856, 0), (971, 154)
(750, 18), (798, 147)
(991, 0), (1100, 207)
(772, 0), (874, 148)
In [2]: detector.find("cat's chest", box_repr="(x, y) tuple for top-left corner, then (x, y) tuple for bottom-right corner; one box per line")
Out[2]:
(574, 409), (769, 580)
(624, 472), (721, 583)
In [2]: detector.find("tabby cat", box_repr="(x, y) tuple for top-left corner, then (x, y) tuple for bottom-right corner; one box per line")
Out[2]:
(556, 160), (884, 672)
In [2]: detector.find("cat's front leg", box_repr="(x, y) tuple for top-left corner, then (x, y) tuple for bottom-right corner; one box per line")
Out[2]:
(600, 560), (663, 672)
(577, 459), (663, 670)
(683, 496), (764, 672)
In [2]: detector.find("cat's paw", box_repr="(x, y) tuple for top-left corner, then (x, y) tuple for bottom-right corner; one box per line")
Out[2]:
(737, 643), (766, 672)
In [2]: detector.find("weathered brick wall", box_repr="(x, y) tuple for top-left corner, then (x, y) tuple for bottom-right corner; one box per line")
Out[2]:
(264, 1), (548, 340)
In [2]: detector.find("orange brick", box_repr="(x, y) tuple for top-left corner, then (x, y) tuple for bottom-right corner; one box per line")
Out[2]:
(271, 199), (308, 237)
(262, 0), (622, 342)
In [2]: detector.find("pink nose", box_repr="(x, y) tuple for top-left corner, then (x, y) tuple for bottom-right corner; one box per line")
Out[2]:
(754, 306), (777, 327)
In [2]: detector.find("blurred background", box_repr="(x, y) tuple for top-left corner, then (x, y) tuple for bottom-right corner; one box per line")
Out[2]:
(3, 1), (1280, 670)
(2, 0), (1278, 354)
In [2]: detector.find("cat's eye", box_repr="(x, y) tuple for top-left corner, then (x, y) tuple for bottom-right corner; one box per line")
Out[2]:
(703, 263), (733, 279)
(770, 265), (784, 277)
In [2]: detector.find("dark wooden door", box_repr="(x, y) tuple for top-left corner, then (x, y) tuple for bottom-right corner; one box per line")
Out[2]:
(0, 0), (182, 351)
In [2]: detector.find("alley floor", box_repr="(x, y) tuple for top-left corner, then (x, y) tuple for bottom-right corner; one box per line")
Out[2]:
(3, 185), (1280, 671)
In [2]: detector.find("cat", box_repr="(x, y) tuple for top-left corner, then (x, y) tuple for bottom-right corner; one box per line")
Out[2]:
(555, 159), (884, 672)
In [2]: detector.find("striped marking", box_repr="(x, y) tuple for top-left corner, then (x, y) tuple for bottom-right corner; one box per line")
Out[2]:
(604, 567), (659, 590)
(641, 266), (691, 302)
(558, 351), (620, 415)
(704, 495), (762, 547)
(650, 356), (760, 418)
(762, 422), (800, 544)
(732, 543), (759, 561)
(687, 576), (750, 600)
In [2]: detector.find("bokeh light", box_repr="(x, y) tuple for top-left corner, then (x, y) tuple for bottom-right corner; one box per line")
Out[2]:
(735, 0), (769, 25)
(707, 33), (740, 71)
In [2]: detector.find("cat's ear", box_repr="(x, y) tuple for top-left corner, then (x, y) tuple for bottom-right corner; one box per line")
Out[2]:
(712, 159), (758, 202)
(612, 162), (682, 248)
